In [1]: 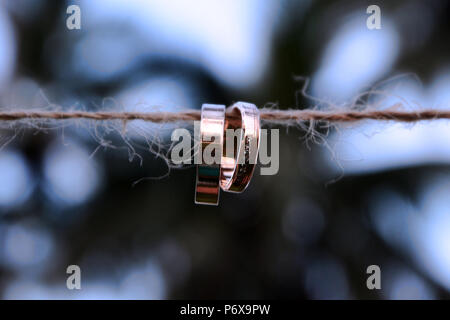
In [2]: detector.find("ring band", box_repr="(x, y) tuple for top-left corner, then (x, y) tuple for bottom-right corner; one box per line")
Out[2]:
(195, 104), (225, 205)
(221, 102), (260, 193)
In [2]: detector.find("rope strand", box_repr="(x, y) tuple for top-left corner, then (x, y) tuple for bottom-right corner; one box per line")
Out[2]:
(0, 108), (449, 123)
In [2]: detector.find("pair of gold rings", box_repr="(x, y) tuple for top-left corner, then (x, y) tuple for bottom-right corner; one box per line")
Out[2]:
(195, 102), (261, 205)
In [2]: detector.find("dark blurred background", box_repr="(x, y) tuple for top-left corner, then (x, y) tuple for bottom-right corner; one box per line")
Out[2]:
(0, 0), (449, 299)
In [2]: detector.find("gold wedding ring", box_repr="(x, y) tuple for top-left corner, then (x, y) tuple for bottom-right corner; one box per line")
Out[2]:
(195, 104), (225, 205)
(220, 102), (260, 193)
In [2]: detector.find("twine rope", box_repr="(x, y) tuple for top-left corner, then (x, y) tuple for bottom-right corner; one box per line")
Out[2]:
(0, 107), (449, 123)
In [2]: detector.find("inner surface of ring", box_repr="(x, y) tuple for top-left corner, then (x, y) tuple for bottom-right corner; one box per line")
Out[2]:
(221, 107), (243, 190)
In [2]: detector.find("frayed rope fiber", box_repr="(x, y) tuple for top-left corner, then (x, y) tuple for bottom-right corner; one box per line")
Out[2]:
(0, 106), (450, 123)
